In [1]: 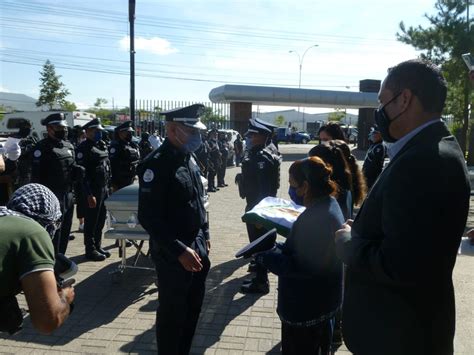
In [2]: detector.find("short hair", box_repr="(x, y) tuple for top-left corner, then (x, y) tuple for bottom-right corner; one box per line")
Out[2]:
(384, 59), (447, 113)
(318, 122), (347, 142)
(289, 156), (337, 199)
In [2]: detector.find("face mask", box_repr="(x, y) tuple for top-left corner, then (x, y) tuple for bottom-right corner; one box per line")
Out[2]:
(19, 127), (31, 138)
(245, 137), (253, 150)
(288, 186), (304, 206)
(53, 129), (67, 141)
(374, 92), (404, 143)
(177, 126), (202, 154)
(124, 132), (133, 142)
(94, 131), (102, 142)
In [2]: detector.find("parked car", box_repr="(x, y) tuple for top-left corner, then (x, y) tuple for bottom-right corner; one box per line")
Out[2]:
(276, 128), (311, 144)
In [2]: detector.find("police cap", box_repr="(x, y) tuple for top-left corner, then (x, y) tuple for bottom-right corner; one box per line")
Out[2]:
(235, 228), (277, 258)
(162, 104), (207, 130)
(254, 117), (278, 132)
(41, 112), (68, 127)
(115, 120), (134, 132)
(370, 124), (380, 133)
(245, 118), (272, 136)
(82, 118), (104, 130)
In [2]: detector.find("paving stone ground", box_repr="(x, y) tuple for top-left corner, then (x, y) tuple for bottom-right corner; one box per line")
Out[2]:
(0, 144), (473, 354)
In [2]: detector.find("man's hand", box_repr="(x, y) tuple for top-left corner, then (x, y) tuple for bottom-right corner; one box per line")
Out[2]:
(178, 247), (203, 272)
(87, 195), (96, 208)
(335, 220), (353, 241)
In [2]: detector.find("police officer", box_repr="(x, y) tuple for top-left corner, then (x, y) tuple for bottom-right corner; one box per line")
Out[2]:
(13, 120), (36, 189)
(207, 128), (221, 192)
(217, 131), (229, 187)
(109, 120), (140, 191)
(195, 132), (210, 177)
(236, 118), (281, 294)
(139, 132), (154, 158)
(138, 104), (211, 355)
(31, 113), (84, 255)
(76, 118), (111, 261)
(362, 125), (386, 189)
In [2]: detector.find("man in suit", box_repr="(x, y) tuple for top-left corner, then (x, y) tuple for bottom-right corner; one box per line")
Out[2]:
(335, 59), (470, 355)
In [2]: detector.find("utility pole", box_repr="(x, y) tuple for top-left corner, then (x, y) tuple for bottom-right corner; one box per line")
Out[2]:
(129, 0), (136, 127)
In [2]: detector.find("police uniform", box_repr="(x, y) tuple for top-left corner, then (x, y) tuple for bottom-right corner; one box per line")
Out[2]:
(362, 127), (386, 189)
(76, 118), (111, 261)
(13, 120), (36, 189)
(217, 133), (229, 187)
(237, 118), (281, 294)
(109, 120), (140, 191)
(138, 104), (210, 355)
(195, 139), (210, 177)
(138, 132), (154, 159)
(31, 113), (84, 255)
(207, 129), (221, 192)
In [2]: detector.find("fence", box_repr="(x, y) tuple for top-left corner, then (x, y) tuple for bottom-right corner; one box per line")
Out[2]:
(132, 100), (232, 135)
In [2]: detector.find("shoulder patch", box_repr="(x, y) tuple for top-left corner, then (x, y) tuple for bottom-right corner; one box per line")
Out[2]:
(110, 147), (116, 154)
(143, 169), (155, 183)
(77, 152), (83, 159)
(33, 150), (41, 158)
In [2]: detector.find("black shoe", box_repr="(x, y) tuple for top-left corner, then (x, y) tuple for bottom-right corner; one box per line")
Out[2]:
(240, 279), (269, 294)
(69, 234), (75, 241)
(85, 250), (106, 262)
(208, 187), (217, 193)
(96, 247), (111, 258)
(247, 263), (257, 273)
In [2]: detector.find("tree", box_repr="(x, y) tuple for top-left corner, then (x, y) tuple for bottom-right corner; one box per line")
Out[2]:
(94, 98), (108, 109)
(200, 107), (227, 128)
(397, 0), (474, 158)
(61, 101), (77, 111)
(274, 115), (285, 126)
(328, 109), (345, 122)
(36, 60), (70, 110)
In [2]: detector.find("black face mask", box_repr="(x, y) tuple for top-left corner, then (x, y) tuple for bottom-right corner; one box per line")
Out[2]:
(18, 127), (31, 138)
(124, 132), (133, 142)
(53, 129), (67, 141)
(374, 92), (404, 143)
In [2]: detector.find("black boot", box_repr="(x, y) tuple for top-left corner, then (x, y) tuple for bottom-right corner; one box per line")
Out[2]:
(85, 249), (106, 262)
(240, 278), (269, 294)
(96, 247), (111, 258)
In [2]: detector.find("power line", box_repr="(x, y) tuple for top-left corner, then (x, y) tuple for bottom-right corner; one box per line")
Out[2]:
(0, 59), (358, 89)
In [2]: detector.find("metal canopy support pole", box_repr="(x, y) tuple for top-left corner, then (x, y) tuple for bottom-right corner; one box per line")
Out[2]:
(129, 0), (136, 127)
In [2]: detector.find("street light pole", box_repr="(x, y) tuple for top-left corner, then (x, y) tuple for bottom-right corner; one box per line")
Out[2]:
(289, 44), (318, 131)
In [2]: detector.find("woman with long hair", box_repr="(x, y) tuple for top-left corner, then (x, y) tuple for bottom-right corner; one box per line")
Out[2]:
(257, 157), (344, 355)
(330, 140), (367, 207)
(308, 142), (353, 219)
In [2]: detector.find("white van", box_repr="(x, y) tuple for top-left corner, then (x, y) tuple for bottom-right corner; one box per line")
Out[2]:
(0, 111), (96, 138)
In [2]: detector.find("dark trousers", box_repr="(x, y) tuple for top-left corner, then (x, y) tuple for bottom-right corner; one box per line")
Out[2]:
(217, 157), (227, 185)
(75, 183), (86, 219)
(83, 188), (107, 252)
(207, 169), (217, 189)
(281, 318), (334, 355)
(52, 192), (74, 255)
(246, 222), (268, 282)
(154, 252), (210, 355)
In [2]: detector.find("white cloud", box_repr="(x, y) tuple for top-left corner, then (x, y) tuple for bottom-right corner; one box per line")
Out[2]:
(119, 36), (178, 56)
(0, 86), (10, 93)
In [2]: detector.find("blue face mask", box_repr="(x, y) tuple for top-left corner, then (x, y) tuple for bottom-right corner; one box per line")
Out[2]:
(288, 186), (304, 206)
(177, 127), (202, 154)
(245, 137), (253, 150)
(94, 131), (102, 142)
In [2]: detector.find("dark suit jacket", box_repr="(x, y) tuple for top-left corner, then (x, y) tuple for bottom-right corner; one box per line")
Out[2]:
(336, 122), (470, 355)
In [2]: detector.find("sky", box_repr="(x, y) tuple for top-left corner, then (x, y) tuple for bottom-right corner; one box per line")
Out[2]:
(0, 0), (465, 113)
